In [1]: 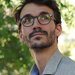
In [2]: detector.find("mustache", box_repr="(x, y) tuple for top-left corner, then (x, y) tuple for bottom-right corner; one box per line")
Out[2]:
(29, 28), (48, 39)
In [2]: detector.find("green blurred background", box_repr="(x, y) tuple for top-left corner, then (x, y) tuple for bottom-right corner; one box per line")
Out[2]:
(0, 0), (75, 75)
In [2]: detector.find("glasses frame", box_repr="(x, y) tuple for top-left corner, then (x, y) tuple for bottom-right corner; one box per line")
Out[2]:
(20, 12), (54, 27)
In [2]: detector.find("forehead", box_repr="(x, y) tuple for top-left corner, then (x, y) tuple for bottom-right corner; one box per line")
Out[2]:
(20, 3), (53, 18)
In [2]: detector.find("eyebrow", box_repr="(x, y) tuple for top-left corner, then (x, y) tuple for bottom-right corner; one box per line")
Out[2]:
(20, 11), (53, 20)
(20, 14), (31, 20)
(39, 11), (49, 15)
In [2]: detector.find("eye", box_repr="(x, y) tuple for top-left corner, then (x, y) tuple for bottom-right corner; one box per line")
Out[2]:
(38, 13), (50, 21)
(23, 16), (33, 24)
(21, 15), (33, 26)
(38, 13), (51, 25)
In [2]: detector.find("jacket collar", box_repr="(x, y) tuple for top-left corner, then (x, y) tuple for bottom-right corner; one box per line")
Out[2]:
(30, 49), (63, 75)
(43, 49), (63, 74)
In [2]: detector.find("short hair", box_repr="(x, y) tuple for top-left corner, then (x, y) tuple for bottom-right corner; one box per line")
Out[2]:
(14, 0), (61, 31)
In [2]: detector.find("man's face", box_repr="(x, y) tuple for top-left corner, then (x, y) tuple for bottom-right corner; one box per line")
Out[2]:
(20, 3), (61, 50)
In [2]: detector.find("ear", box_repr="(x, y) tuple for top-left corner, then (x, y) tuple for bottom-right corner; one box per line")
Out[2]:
(18, 27), (24, 42)
(55, 23), (62, 37)
(19, 30), (24, 42)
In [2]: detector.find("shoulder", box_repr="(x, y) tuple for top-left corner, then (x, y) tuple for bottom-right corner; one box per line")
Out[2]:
(56, 56), (75, 75)
(61, 56), (75, 68)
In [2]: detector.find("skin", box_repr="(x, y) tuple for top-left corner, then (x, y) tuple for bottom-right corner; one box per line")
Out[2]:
(19, 3), (62, 75)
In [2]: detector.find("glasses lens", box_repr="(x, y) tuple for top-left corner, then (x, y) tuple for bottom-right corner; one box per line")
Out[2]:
(21, 15), (33, 27)
(38, 13), (51, 25)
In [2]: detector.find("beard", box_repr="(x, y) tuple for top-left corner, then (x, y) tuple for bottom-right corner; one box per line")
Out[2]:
(23, 28), (56, 52)
(30, 30), (55, 51)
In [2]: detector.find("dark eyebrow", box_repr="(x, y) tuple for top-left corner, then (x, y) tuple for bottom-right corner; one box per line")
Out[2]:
(20, 14), (32, 20)
(20, 11), (51, 20)
(39, 11), (49, 15)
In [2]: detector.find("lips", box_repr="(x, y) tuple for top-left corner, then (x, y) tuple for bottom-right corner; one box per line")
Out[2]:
(29, 28), (48, 40)
(30, 32), (45, 38)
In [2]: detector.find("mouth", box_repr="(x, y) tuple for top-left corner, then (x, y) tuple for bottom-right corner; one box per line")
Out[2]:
(29, 30), (48, 40)
(30, 32), (45, 39)
(32, 32), (45, 37)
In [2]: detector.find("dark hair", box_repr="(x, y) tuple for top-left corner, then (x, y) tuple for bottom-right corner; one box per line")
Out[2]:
(14, 0), (61, 31)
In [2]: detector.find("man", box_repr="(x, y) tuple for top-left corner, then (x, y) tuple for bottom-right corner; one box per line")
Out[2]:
(14, 0), (75, 75)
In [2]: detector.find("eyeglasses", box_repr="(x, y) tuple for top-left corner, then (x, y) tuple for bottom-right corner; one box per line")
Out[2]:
(20, 12), (54, 27)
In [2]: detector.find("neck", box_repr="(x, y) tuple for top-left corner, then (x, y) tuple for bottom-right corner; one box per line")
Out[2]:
(30, 42), (58, 74)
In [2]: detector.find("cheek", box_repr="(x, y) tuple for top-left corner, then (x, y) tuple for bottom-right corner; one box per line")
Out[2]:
(44, 26), (55, 36)
(20, 31), (30, 46)
(21, 27), (32, 41)
(44, 21), (55, 31)
(22, 26), (31, 36)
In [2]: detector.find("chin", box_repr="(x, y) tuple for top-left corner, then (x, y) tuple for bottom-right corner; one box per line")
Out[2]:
(30, 40), (51, 50)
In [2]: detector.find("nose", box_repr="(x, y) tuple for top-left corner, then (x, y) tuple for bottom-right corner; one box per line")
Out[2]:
(32, 18), (42, 30)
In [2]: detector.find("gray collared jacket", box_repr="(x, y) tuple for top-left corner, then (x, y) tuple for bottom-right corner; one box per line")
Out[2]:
(30, 49), (75, 75)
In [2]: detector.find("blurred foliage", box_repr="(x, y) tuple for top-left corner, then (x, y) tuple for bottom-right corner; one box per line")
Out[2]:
(0, 0), (33, 75)
(57, 0), (75, 56)
(57, 0), (75, 28)
(0, 0), (75, 75)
